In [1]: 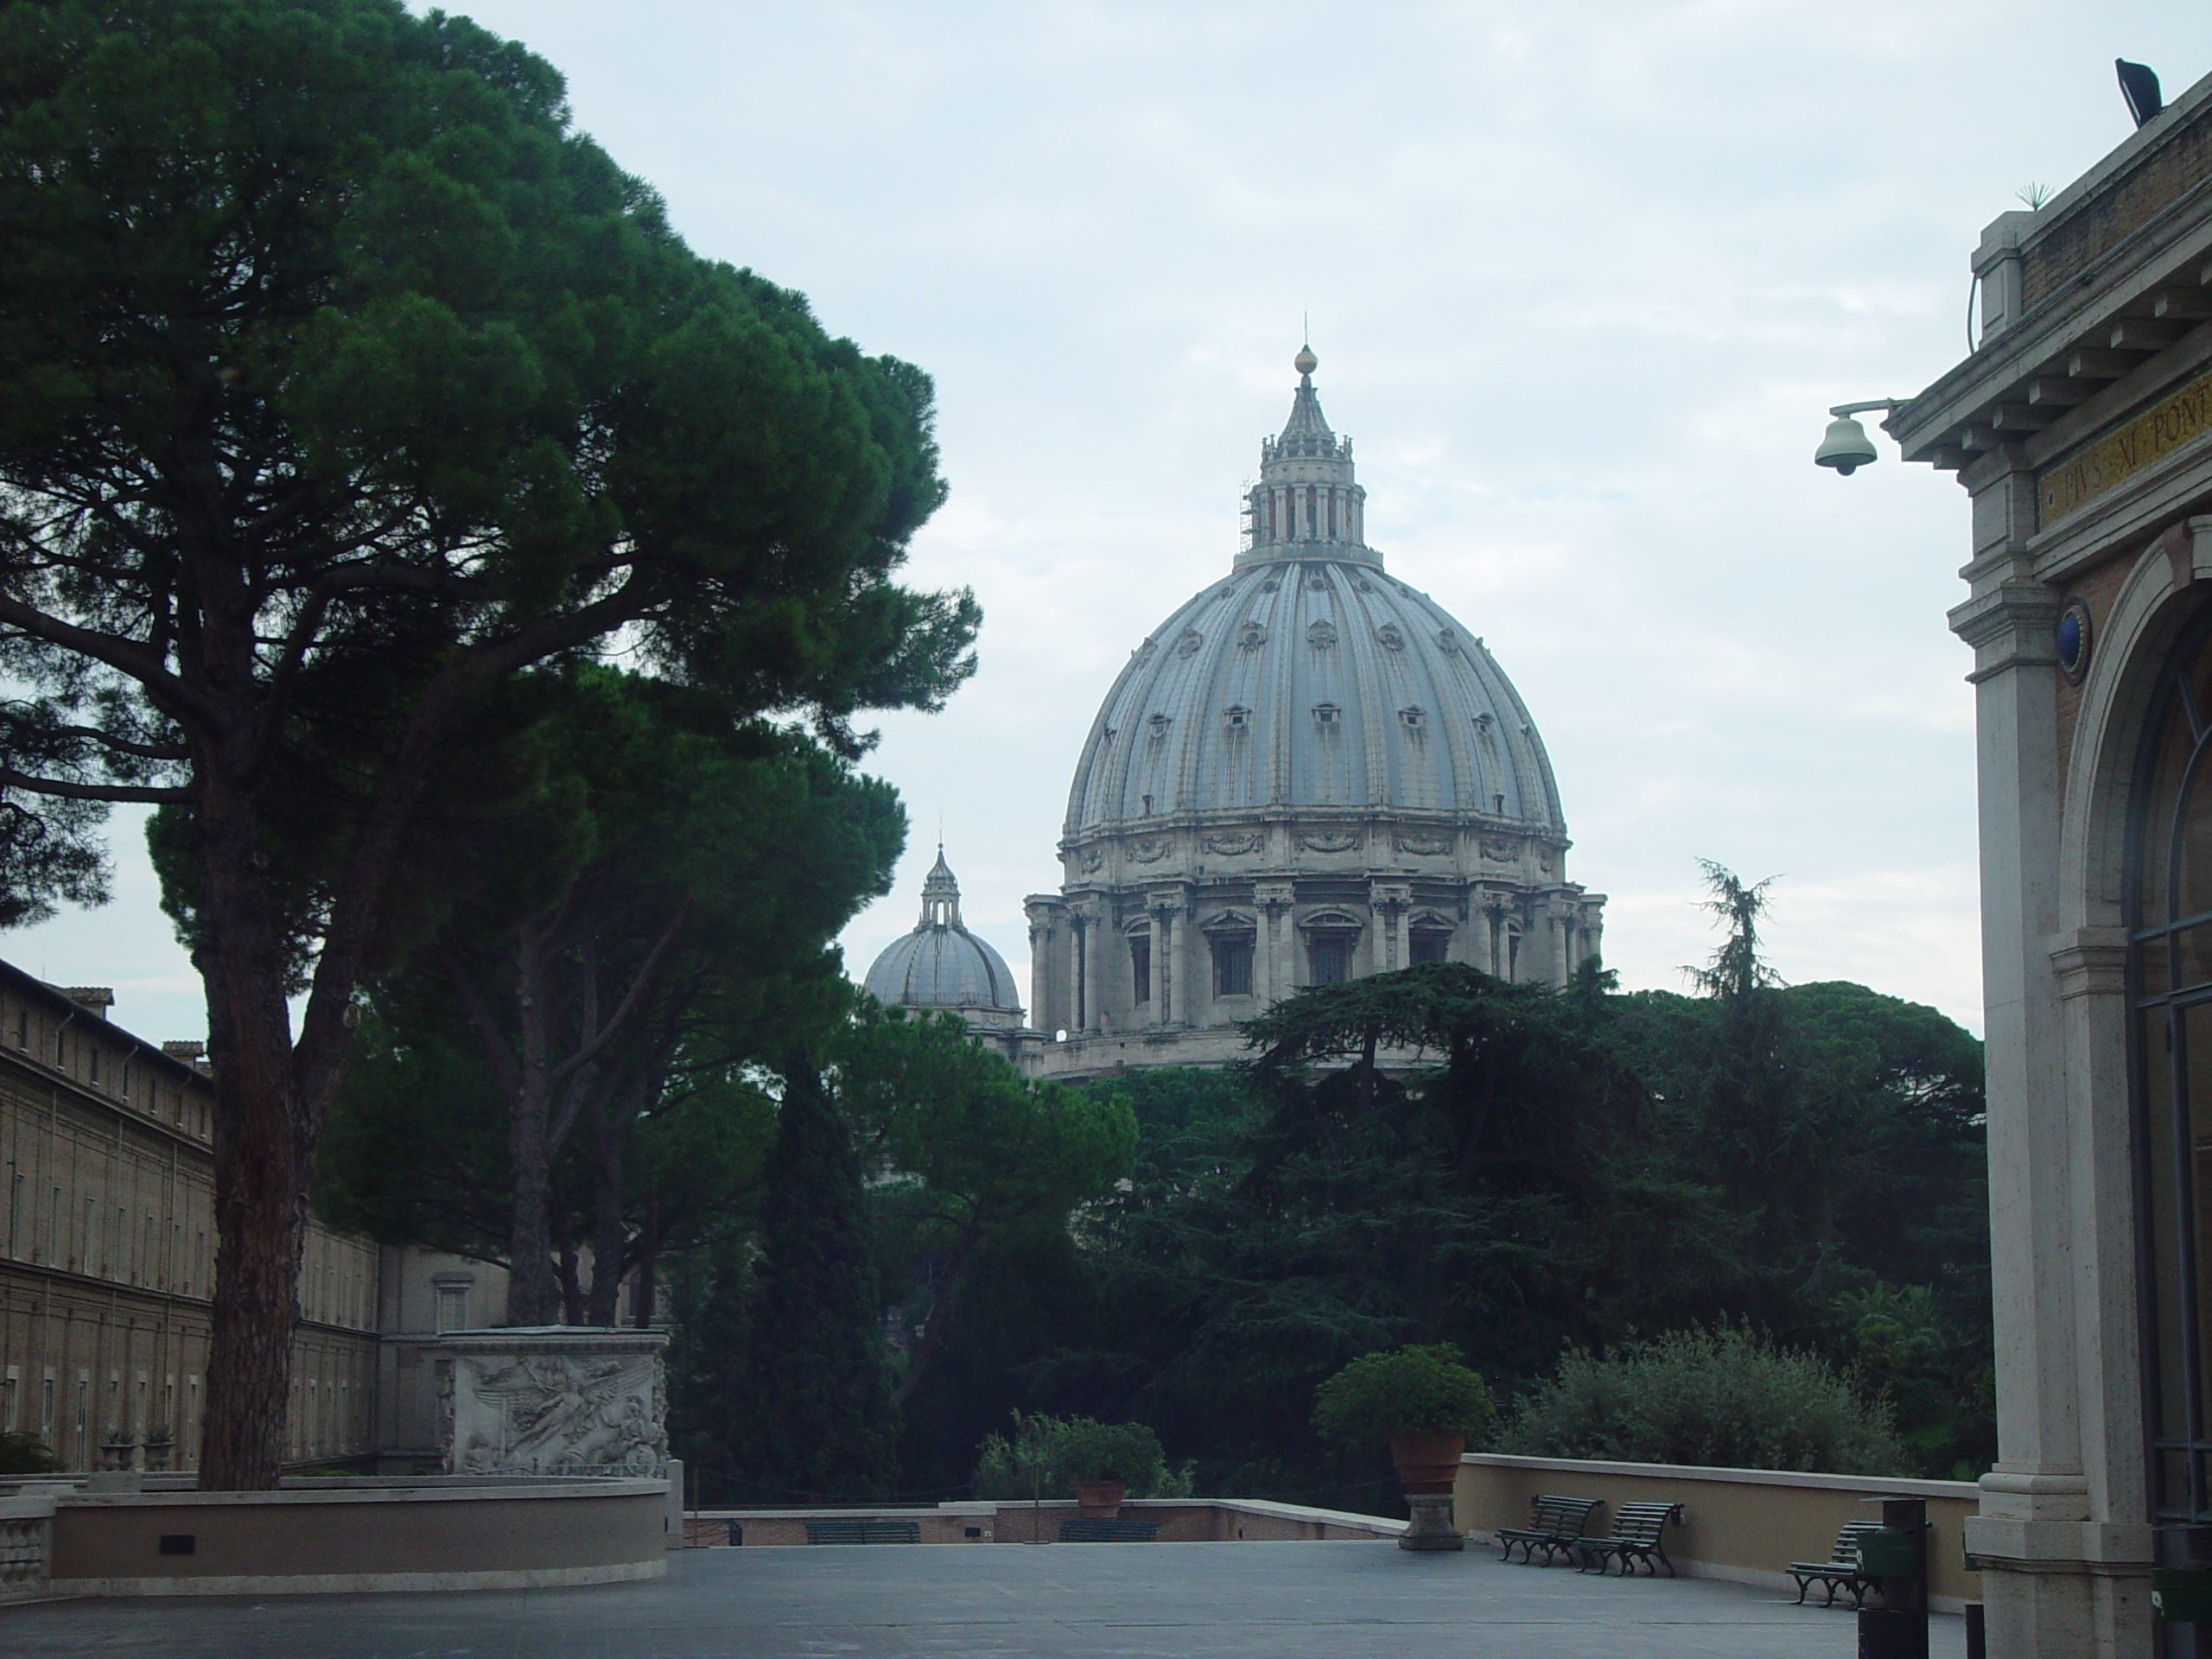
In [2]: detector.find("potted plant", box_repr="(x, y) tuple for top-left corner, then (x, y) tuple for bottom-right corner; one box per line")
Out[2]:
(143, 1425), (175, 1472)
(1058, 1419), (1171, 1518)
(99, 1427), (137, 1472)
(1313, 1344), (1494, 1551)
(970, 1412), (1191, 1531)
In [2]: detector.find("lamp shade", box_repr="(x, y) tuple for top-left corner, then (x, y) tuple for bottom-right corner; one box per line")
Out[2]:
(1815, 416), (1878, 474)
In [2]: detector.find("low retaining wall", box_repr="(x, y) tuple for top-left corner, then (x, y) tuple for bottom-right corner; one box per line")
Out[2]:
(692, 1497), (1405, 1547)
(47, 1474), (671, 1595)
(1455, 1453), (1981, 1612)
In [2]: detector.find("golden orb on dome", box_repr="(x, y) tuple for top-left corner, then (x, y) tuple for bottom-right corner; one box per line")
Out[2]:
(1294, 345), (1318, 376)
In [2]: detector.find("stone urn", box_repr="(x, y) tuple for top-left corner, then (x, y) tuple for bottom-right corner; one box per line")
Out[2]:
(1387, 1430), (1465, 1494)
(1389, 1431), (1466, 1553)
(143, 1437), (174, 1472)
(99, 1435), (137, 1472)
(1073, 1479), (1126, 1519)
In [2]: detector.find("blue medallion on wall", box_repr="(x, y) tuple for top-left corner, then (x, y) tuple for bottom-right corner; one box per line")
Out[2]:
(2057, 598), (2092, 684)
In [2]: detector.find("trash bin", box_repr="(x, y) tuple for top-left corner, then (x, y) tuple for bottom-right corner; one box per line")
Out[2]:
(1856, 1528), (1918, 1579)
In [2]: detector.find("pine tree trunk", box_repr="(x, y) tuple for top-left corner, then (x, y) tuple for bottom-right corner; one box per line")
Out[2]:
(505, 922), (559, 1325)
(194, 774), (312, 1491)
(586, 1102), (624, 1327)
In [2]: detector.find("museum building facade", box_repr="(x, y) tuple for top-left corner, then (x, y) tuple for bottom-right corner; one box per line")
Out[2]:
(1890, 61), (2212, 1658)
(0, 962), (511, 1474)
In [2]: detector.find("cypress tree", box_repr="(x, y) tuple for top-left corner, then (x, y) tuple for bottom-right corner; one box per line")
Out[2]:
(734, 1055), (899, 1502)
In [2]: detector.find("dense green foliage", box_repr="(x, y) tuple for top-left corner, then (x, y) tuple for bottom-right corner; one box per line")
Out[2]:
(665, 1010), (1136, 1503)
(0, 0), (975, 1484)
(885, 873), (1990, 1507)
(687, 1059), (899, 1503)
(842, 1005), (1137, 1405)
(1497, 1325), (1910, 1475)
(969, 1412), (1189, 1499)
(0, 1432), (59, 1474)
(317, 665), (904, 1325)
(1313, 1344), (1496, 1445)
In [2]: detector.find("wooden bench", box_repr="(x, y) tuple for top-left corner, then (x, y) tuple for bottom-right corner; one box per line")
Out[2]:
(1495, 1494), (1604, 1565)
(1573, 1501), (1685, 1576)
(1789, 1523), (1885, 1607)
(1059, 1517), (1160, 1542)
(804, 1519), (922, 1545)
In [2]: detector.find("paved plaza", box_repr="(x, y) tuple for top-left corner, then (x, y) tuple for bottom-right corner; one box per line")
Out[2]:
(4, 1539), (1969, 1657)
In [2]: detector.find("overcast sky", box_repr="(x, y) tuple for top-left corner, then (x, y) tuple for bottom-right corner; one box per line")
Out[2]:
(16, 1), (2212, 1046)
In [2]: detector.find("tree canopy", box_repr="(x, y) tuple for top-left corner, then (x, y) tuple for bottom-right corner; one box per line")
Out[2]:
(0, 0), (975, 1484)
(318, 664), (906, 1324)
(873, 870), (1992, 1504)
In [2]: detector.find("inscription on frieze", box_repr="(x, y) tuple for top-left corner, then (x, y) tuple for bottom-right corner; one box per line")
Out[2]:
(2041, 363), (2212, 524)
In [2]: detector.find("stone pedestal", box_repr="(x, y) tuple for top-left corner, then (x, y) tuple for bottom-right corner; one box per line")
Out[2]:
(434, 1327), (669, 1476)
(1398, 1492), (1465, 1551)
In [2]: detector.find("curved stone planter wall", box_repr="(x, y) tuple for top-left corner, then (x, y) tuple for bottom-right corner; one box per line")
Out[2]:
(48, 1474), (671, 1596)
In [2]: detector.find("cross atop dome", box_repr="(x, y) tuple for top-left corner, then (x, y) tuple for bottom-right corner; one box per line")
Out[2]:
(1279, 343), (1332, 443)
(1243, 345), (1371, 565)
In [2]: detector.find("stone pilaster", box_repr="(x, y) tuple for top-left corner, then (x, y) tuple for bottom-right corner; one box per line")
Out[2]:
(1370, 881), (1410, 972)
(1255, 880), (1294, 1008)
(1950, 465), (2105, 1654)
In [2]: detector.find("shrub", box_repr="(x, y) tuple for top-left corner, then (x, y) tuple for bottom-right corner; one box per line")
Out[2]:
(969, 1412), (1192, 1498)
(0, 1432), (60, 1474)
(1496, 1325), (1910, 1475)
(1313, 1343), (1495, 1445)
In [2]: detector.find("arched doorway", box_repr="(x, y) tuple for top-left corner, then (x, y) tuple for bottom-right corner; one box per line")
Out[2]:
(2128, 601), (2212, 1576)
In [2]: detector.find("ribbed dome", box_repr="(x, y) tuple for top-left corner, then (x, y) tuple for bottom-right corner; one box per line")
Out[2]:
(863, 849), (1023, 1016)
(1065, 354), (1563, 836)
(1066, 561), (1561, 833)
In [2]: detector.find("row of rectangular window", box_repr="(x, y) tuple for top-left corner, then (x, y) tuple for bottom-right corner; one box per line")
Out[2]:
(1128, 931), (1452, 1005)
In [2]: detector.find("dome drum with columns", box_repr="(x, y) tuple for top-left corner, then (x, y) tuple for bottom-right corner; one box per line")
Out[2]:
(1020, 351), (1605, 1078)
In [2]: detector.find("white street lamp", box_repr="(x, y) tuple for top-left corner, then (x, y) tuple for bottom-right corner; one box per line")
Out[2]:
(1814, 399), (1906, 476)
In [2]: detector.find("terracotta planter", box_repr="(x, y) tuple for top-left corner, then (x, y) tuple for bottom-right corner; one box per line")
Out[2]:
(1073, 1479), (1126, 1518)
(1387, 1430), (1465, 1495)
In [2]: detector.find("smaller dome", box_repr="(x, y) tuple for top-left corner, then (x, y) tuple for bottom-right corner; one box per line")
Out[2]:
(863, 848), (1022, 1018)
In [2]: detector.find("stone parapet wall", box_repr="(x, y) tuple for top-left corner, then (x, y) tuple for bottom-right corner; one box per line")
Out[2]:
(688, 1497), (1405, 1547)
(1456, 1452), (1981, 1611)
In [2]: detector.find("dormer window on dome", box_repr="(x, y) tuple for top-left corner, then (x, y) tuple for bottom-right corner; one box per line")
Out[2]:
(1313, 702), (1342, 728)
(1224, 704), (1251, 729)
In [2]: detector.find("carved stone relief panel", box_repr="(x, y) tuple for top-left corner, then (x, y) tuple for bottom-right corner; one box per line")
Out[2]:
(1203, 831), (1262, 856)
(440, 1333), (669, 1477)
(1394, 831), (1453, 856)
(1296, 830), (1363, 854)
(1129, 836), (1173, 863)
